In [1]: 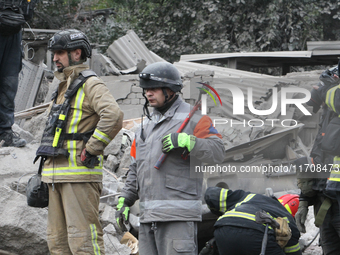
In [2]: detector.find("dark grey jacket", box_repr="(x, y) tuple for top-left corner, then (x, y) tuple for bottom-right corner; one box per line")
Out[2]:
(121, 97), (225, 223)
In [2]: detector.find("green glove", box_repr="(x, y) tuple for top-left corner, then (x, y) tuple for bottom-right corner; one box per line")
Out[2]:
(115, 197), (130, 230)
(162, 133), (196, 153)
(295, 200), (308, 233)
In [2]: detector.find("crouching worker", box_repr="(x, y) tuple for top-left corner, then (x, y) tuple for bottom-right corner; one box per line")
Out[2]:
(204, 187), (302, 255)
(37, 29), (123, 254)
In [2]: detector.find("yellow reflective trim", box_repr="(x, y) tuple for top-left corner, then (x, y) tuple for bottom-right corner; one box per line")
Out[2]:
(43, 165), (102, 171)
(53, 127), (62, 147)
(220, 211), (256, 221)
(68, 84), (85, 167)
(235, 193), (255, 208)
(329, 178), (340, 182)
(284, 243), (300, 253)
(90, 224), (101, 255)
(334, 156), (340, 162)
(325, 85), (340, 112)
(42, 171), (102, 176)
(67, 140), (77, 167)
(218, 210), (276, 229)
(59, 114), (66, 120)
(43, 161), (103, 172)
(219, 188), (228, 213)
(284, 204), (292, 214)
(93, 128), (111, 145)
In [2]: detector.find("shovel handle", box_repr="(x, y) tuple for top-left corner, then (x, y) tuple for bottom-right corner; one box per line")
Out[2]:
(154, 153), (167, 169)
(260, 224), (269, 255)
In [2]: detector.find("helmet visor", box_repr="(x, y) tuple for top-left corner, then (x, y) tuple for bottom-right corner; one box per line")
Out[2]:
(139, 73), (181, 86)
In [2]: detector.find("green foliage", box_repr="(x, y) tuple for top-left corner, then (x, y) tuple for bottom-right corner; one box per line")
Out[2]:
(32, 0), (340, 63)
(107, 0), (340, 62)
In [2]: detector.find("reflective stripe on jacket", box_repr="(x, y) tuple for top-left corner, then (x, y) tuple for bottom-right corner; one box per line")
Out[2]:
(41, 64), (123, 183)
(121, 97), (225, 223)
(325, 85), (340, 191)
(205, 187), (301, 255)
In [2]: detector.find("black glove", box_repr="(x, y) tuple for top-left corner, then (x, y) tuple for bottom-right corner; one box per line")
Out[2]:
(80, 148), (99, 168)
(199, 238), (219, 255)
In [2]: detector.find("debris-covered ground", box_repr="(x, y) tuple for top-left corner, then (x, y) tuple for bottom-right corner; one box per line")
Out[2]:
(0, 121), (324, 254)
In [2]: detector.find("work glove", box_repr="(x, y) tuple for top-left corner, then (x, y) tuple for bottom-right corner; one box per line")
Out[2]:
(115, 197), (130, 231)
(295, 200), (309, 233)
(296, 178), (316, 197)
(275, 217), (292, 248)
(81, 148), (99, 168)
(162, 133), (196, 153)
(199, 237), (218, 255)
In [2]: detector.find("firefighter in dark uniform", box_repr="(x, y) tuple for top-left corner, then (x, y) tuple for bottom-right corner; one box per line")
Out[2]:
(315, 62), (340, 255)
(204, 187), (302, 255)
(294, 66), (340, 255)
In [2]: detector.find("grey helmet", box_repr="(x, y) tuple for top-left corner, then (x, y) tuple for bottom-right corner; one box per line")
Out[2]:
(139, 62), (183, 92)
(48, 29), (92, 58)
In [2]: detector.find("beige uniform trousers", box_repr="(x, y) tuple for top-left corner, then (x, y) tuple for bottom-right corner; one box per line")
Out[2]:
(47, 182), (105, 255)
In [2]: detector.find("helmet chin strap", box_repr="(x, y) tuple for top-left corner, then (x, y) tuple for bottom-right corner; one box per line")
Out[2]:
(142, 90), (151, 120)
(141, 88), (176, 119)
(156, 89), (177, 114)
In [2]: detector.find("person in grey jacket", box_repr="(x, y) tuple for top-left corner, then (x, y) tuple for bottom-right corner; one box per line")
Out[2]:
(115, 62), (225, 255)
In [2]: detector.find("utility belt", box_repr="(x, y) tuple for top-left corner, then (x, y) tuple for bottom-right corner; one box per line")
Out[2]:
(35, 70), (97, 163)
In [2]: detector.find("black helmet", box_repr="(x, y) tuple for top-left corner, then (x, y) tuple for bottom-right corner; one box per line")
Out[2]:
(139, 62), (183, 92)
(319, 65), (339, 87)
(48, 29), (92, 58)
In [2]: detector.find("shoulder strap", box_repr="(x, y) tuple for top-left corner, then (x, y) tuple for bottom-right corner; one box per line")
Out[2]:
(314, 197), (332, 227)
(37, 156), (45, 175)
(64, 69), (97, 99)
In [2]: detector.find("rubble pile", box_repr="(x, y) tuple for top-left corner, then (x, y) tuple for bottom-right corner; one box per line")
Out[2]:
(0, 114), (140, 255)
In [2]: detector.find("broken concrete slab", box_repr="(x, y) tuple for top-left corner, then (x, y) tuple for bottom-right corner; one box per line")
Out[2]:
(12, 124), (34, 144)
(106, 30), (165, 71)
(16, 60), (46, 112)
(104, 131), (124, 156)
(0, 186), (49, 255)
(104, 154), (120, 173)
(91, 50), (121, 76)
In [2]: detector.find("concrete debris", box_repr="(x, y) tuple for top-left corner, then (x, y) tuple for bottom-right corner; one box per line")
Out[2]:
(103, 224), (132, 255)
(1, 30), (327, 254)
(0, 186), (49, 255)
(106, 30), (165, 71)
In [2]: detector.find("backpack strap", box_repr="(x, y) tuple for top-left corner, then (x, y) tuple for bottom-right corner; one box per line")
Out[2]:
(64, 70), (97, 99)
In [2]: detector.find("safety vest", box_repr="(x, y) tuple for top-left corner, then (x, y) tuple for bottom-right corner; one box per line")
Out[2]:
(35, 70), (97, 162)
